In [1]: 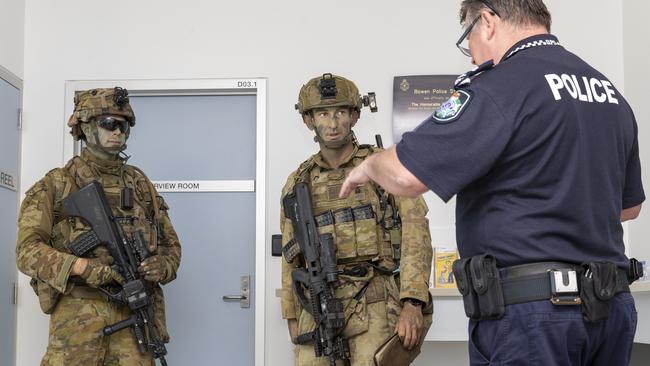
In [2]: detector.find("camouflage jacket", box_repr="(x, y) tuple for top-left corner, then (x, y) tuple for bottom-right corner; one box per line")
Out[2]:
(280, 144), (432, 319)
(16, 148), (182, 311)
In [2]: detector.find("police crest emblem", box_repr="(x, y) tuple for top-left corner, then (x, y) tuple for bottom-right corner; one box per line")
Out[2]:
(400, 79), (410, 92)
(432, 90), (471, 123)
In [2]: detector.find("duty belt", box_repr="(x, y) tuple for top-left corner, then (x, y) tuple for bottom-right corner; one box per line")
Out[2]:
(453, 256), (640, 322)
(500, 262), (630, 306)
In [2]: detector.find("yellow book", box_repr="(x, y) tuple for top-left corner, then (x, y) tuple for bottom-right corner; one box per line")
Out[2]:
(434, 248), (458, 289)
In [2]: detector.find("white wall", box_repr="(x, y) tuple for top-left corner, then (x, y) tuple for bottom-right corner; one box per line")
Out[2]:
(623, 0), (650, 345)
(0, 0), (24, 78)
(19, 1), (626, 365)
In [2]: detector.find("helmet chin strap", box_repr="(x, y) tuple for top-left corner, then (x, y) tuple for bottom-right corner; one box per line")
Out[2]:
(313, 129), (355, 149)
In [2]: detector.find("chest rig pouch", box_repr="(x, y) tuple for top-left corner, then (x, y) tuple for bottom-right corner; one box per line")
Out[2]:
(309, 163), (389, 263)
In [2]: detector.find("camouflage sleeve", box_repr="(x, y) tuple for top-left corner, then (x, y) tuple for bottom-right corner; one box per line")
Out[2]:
(15, 174), (77, 293)
(395, 195), (432, 304)
(280, 172), (302, 320)
(156, 196), (182, 285)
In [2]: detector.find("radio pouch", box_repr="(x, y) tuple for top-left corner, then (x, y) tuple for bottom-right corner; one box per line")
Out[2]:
(580, 262), (618, 322)
(469, 254), (505, 320)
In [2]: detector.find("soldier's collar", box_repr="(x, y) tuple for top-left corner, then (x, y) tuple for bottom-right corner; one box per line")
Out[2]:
(81, 147), (125, 173)
(313, 143), (361, 170)
(500, 33), (560, 63)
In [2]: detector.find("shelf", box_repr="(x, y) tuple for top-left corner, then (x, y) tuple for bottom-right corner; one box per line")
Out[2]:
(430, 288), (462, 298)
(631, 281), (650, 293)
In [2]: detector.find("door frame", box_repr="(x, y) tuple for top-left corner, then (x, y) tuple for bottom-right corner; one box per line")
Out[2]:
(63, 78), (267, 366)
(0, 64), (22, 90)
(1, 64), (22, 366)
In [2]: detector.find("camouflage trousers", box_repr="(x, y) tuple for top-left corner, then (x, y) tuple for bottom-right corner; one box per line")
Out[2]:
(293, 274), (433, 366)
(41, 295), (153, 366)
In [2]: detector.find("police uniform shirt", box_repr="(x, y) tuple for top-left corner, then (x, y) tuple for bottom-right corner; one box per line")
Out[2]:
(396, 34), (645, 269)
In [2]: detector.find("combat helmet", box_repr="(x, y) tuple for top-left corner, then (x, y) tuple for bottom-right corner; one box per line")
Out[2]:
(68, 87), (135, 140)
(295, 73), (377, 116)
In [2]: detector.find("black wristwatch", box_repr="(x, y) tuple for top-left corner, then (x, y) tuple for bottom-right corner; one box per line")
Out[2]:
(403, 298), (424, 307)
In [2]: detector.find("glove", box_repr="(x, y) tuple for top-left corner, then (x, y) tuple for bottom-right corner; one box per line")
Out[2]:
(80, 258), (124, 288)
(92, 247), (114, 266)
(138, 255), (168, 283)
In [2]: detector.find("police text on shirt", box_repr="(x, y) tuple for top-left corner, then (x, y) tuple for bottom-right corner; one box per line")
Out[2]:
(545, 74), (618, 104)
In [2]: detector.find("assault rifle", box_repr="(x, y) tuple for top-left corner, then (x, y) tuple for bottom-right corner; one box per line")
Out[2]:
(283, 182), (350, 366)
(63, 181), (169, 366)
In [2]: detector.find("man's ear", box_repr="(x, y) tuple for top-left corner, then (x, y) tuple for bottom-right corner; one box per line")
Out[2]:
(302, 113), (315, 131)
(480, 9), (498, 41)
(351, 110), (360, 127)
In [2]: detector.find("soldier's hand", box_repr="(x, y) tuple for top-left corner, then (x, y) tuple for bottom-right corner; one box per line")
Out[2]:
(80, 258), (125, 288)
(287, 319), (299, 344)
(396, 301), (424, 350)
(138, 255), (168, 283)
(93, 247), (115, 266)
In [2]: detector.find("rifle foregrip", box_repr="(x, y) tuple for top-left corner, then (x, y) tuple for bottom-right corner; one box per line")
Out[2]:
(103, 315), (137, 336)
(68, 230), (101, 257)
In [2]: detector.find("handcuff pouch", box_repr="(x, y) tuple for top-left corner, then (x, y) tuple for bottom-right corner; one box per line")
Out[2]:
(452, 257), (480, 319)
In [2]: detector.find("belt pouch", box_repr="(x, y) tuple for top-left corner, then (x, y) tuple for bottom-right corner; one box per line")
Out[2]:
(469, 254), (505, 320)
(580, 262), (617, 322)
(452, 257), (480, 319)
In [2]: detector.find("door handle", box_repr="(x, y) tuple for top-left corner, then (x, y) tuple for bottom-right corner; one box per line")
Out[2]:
(222, 295), (247, 301)
(222, 275), (250, 308)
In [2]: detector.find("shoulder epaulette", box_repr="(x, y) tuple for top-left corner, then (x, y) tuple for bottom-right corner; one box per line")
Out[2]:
(454, 60), (495, 89)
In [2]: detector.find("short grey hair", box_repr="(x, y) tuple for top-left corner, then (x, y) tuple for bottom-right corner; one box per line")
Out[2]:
(460, 0), (552, 31)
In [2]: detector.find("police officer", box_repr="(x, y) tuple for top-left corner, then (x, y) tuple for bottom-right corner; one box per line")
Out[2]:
(340, 1), (644, 365)
(16, 87), (182, 365)
(280, 74), (433, 365)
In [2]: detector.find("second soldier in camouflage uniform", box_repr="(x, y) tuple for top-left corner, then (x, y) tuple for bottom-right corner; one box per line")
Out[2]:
(280, 74), (433, 366)
(16, 87), (182, 366)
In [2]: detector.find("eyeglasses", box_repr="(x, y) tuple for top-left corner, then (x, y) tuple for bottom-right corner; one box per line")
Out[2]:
(456, 0), (501, 57)
(96, 116), (130, 134)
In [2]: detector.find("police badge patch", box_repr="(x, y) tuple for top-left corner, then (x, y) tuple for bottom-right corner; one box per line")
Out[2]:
(432, 90), (472, 124)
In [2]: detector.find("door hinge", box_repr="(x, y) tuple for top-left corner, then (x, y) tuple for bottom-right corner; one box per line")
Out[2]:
(17, 108), (22, 130)
(13, 282), (17, 305)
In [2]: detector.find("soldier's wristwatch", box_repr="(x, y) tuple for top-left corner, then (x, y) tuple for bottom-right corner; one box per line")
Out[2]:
(403, 298), (424, 307)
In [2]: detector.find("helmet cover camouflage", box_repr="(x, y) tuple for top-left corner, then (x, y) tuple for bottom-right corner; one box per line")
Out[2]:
(295, 73), (367, 115)
(68, 87), (136, 140)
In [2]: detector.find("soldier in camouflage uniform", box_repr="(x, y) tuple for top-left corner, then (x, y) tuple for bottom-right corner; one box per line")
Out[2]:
(280, 74), (433, 366)
(16, 87), (182, 366)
